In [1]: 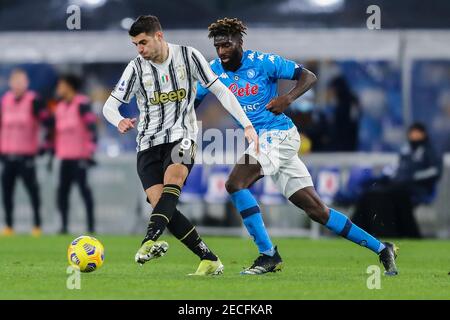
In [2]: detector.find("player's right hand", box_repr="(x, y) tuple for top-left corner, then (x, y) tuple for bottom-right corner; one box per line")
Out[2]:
(118, 118), (137, 134)
(244, 125), (259, 155)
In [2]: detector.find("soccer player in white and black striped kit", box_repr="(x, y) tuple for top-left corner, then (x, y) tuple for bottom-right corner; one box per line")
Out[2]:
(103, 15), (259, 275)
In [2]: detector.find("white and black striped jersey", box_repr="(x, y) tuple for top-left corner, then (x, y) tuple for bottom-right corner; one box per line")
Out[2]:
(111, 43), (218, 152)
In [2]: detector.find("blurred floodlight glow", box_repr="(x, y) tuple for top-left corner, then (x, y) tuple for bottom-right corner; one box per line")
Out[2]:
(71, 0), (107, 9)
(121, 18), (135, 30)
(311, 0), (343, 7)
(278, 0), (344, 13)
(106, 144), (120, 158)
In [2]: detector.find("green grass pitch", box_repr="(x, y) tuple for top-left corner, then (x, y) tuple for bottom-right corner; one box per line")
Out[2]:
(1, 235), (449, 299)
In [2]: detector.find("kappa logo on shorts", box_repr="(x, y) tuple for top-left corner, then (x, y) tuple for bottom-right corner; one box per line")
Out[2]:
(150, 88), (187, 105)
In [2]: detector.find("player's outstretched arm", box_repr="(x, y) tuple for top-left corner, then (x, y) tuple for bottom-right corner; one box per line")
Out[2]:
(190, 47), (258, 152)
(102, 95), (136, 134)
(194, 81), (212, 110)
(208, 79), (259, 153)
(267, 67), (317, 115)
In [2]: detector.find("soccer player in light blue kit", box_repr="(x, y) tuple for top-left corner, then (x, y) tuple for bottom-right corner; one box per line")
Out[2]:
(195, 18), (399, 275)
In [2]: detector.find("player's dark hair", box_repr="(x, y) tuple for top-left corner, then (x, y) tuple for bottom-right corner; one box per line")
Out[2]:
(129, 15), (162, 37)
(207, 17), (247, 39)
(408, 122), (428, 136)
(59, 74), (82, 92)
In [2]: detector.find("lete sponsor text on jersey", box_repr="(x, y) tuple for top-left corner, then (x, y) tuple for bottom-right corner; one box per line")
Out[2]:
(228, 83), (259, 97)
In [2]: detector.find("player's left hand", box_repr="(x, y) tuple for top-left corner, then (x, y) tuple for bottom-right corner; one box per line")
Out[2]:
(266, 96), (292, 115)
(244, 125), (259, 155)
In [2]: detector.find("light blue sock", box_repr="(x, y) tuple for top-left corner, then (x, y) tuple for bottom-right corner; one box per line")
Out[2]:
(230, 189), (274, 255)
(325, 208), (385, 254)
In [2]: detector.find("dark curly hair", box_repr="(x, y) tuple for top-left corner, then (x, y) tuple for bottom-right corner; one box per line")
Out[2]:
(207, 18), (247, 39)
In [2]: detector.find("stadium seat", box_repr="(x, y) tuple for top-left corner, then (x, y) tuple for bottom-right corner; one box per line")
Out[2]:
(259, 176), (286, 205)
(412, 184), (438, 206)
(204, 164), (232, 204)
(315, 166), (341, 205)
(413, 184), (440, 237)
(334, 166), (374, 205)
(180, 164), (205, 203)
(248, 177), (264, 199)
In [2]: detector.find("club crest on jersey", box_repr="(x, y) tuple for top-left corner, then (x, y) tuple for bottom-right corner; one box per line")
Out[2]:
(247, 69), (256, 79)
(175, 65), (186, 80)
(142, 73), (154, 88)
(150, 88), (187, 105)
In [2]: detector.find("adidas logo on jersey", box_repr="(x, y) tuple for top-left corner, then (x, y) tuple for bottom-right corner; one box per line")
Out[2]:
(150, 88), (187, 105)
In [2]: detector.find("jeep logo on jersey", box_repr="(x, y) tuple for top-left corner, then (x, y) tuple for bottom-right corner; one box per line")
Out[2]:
(150, 88), (187, 105)
(228, 83), (259, 97)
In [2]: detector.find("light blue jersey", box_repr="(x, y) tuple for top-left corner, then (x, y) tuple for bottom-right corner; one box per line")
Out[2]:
(196, 50), (302, 133)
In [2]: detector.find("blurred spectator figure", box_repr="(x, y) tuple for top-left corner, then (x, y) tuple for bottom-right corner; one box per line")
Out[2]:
(286, 89), (331, 152)
(352, 123), (442, 238)
(432, 91), (450, 154)
(0, 69), (49, 236)
(51, 75), (97, 234)
(327, 75), (360, 151)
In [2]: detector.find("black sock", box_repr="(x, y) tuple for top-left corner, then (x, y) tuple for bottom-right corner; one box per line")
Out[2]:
(143, 184), (181, 243)
(167, 209), (217, 261)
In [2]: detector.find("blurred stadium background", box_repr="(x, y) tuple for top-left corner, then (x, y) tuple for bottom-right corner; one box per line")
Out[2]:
(1, 0), (450, 239)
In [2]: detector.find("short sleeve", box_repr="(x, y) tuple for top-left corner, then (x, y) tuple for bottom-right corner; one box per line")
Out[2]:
(190, 47), (218, 88)
(262, 53), (302, 80)
(111, 61), (139, 104)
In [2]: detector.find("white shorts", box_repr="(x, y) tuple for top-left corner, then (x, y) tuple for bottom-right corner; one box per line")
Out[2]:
(245, 126), (314, 198)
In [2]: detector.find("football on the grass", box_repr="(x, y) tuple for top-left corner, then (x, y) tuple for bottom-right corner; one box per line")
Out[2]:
(67, 236), (104, 273)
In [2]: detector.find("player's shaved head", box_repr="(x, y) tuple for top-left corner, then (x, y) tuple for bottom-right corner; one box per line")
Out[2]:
(129, 15), (162, 37)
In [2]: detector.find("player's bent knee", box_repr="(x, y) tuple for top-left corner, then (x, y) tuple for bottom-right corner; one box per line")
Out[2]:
(165, 164), (188, 186)
(164, 172), (187, 186)
(164, 176), (185, 187)
(225, 178), (244, 194)
(225, 179), (235, 194)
